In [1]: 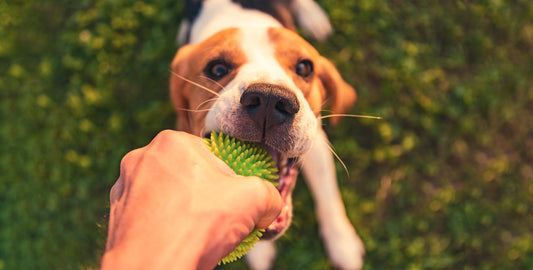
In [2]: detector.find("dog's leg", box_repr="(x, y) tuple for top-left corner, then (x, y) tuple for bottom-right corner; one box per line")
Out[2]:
(301, 128), (365, 270)
(176, 19), (189, 45)
(246, 240), (276, 270)
(290, 0), (332, 41)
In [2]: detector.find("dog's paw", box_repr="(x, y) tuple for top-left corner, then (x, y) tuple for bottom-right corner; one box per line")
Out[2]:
(246, 240), (276, 270)
(321, 220), (365, 270)
(291, 0), (333, 41)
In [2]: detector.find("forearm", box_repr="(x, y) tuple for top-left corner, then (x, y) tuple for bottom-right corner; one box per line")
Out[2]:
(101, 218), (212, 269)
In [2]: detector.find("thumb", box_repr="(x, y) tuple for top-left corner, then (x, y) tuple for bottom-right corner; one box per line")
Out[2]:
(253, 180), (283, 229)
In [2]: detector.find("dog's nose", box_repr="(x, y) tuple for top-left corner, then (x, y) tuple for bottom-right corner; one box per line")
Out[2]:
(240, 83), (300, 132)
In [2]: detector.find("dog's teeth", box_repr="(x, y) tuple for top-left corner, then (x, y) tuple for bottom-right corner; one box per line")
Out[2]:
(281, 167), (287, 176)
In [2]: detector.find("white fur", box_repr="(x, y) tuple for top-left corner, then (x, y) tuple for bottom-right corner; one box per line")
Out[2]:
(204, 27), (317, 157)
(301, 128), (365, 269)
(246, 240), (276, 270)
(189, 0), (282, 44)
(291, 0), (333, 41)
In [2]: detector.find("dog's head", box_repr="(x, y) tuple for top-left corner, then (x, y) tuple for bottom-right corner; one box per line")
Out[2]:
(170, 27), (356, 238)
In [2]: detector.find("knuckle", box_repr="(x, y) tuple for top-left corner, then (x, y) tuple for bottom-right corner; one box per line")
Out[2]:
(147, 129), (181, 152)
(120, 148), (143, 170)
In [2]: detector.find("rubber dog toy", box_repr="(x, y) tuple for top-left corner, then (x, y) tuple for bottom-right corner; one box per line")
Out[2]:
(204, 131), (278, 264)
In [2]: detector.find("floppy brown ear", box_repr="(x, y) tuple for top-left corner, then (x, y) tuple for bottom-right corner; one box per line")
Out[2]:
(169, 44), (194, 132)
(317, 56), (357, 125)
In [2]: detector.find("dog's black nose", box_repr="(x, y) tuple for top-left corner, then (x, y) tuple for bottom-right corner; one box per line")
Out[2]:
(240, 83), (300, 133)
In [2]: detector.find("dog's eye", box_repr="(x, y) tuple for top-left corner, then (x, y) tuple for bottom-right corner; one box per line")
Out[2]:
(205, 60), (231, 80)
(295, 60), (313, 77)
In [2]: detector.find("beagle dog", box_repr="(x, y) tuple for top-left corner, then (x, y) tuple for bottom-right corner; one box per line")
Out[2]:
(170, 0), (364, 269)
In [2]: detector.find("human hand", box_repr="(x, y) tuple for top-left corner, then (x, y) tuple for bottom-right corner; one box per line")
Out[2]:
(101, 130), (282, 270)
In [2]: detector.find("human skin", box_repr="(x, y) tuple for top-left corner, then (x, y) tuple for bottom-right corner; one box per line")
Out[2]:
(101, 130), (282, 270)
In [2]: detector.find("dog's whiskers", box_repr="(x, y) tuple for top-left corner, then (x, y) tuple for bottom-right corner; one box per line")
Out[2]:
(199, 126), (207, 138)
(175, 107), (213, 113)
(195, 97), (219, 111)
(170, 70), (220, 97)
(319, 114), (382, 120)
(326, 143), (349, 177)
(198, 75), (226, 92)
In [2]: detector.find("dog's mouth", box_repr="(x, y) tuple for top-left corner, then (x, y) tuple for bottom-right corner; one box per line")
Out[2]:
(203, 132), (299, 239)
(258, 143), (298, 239)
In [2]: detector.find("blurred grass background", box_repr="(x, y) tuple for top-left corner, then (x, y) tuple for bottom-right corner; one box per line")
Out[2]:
(1, 0), (532, 269)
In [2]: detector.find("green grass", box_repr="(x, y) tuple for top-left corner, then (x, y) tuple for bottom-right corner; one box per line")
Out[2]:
(1, 0), (533, 269)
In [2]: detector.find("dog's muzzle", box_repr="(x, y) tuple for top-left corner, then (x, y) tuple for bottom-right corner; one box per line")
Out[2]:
(240, 83), (300, 139)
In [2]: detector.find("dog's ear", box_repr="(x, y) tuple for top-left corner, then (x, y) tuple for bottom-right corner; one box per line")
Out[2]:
(170, 44), (195, 131)
(317, 56), (357, 125)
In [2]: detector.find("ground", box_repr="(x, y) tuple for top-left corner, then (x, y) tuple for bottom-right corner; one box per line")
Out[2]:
(1, 0), (532, 269)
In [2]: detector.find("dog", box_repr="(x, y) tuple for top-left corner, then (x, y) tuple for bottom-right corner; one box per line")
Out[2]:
(170, 0), (364, 269)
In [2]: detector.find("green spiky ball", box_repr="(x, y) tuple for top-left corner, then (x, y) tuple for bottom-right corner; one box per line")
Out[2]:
(204, 131), (279, 265)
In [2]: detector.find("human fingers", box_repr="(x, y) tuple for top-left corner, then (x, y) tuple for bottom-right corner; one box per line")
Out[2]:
(241, 177), (283, 229)
(110, 148), (144, 203)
